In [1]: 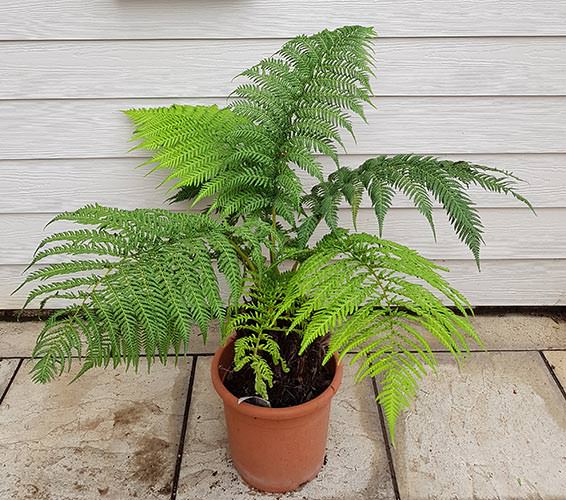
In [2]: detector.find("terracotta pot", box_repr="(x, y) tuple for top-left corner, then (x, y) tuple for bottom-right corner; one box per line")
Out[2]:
(210, 337), (343, 493)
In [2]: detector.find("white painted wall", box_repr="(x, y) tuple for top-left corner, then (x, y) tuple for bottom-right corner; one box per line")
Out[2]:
(1, 1), (565, 307)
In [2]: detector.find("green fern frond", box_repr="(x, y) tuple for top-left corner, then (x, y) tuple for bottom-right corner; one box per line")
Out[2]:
(23, 205), (259, 383)
(279, 231), (479, 441)
(125, 104), (245, 197)
(310, 155), (531, 264)
(215, 25), (375, 222)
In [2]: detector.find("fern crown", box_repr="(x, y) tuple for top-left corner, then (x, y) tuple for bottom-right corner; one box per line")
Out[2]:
(20, 25), (531, 438)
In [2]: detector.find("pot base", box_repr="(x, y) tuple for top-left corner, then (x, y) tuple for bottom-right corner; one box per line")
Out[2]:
(234, 456), (324, 493)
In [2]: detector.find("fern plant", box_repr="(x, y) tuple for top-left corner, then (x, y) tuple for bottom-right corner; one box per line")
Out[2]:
(20, 25), (531, 438)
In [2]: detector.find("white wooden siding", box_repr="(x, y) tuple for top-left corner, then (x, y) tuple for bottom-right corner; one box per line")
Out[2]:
(3, 38), (566, 98)
(0, 208), (561, 265)
(2, 155), (566, 213)
(0, 1), (565, 307)
(2, 1), (566, 39)
(4, 260), (565, 309)
(3, 98), (566, 159)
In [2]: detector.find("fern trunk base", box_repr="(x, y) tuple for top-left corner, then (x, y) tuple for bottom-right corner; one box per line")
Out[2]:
(211, 337), (343, 493)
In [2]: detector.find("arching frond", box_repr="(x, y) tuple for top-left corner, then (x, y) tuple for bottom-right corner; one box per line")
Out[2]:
(21, 205), (263, 383)
(279, 231), (481, 441)
(303, 155), (533, 262)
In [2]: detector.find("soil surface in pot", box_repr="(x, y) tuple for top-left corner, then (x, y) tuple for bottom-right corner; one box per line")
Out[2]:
(223, 332), (334, 408)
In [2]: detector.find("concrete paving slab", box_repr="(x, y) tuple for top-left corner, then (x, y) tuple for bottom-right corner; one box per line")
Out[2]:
(192, 314), (566, 353)
(391, 351), (566, 499)
(186, 322), (222, 354)
(0, 321), (41, 357)
(0, 359), (192, 500)
(416, 313), (566, 352)
(187, 314), (566, 355)
(0, 358), (20, 397)
(470, 313), (566, 350)
(0, 321), (222, 357)
(2, 314), (564, 359)
(543, 350), (566, 390)
(177, 357), (395, 499)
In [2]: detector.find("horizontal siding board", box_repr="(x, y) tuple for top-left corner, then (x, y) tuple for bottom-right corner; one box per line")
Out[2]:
(315, 209), (547, 261)
(4, 259), (565, 308)
(437, 260), (566, 306)
(0, 208), (552, 265)
(3, 38), (566, 98)
(2, 97), (566, 159)
(1, 154), (565, 213)
(1, 1), (566, 39)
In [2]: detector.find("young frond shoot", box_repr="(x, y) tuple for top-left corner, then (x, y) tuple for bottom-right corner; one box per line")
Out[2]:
(224, 279), (291, 400)
(20, 25), (531, 438)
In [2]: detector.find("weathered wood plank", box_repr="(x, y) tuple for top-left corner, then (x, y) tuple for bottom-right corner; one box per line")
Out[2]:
(1, 0), (565, 39)
(2, 97), (565, 160)
(2, 38), (565, 98)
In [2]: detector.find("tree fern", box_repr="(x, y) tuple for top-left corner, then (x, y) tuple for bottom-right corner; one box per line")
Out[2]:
(20, 25), (533, 440)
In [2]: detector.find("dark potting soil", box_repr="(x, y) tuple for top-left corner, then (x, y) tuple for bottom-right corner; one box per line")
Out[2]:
(222, 331), (334, 408)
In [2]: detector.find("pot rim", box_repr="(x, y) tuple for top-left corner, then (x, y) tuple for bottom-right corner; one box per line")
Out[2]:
(211, 336), (343, 420)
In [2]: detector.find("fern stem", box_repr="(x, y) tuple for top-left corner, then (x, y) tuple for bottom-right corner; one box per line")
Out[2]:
(231, 242), (257, 274)
(269, 207), (277, 267)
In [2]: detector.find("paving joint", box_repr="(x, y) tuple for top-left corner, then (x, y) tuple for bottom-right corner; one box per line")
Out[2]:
(372, 377), (401, 500)
(0, 358), (23, 407)
(2, 349), (565, 362)
(171, 356), (199, 500)
(539, 351), (566, 402)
